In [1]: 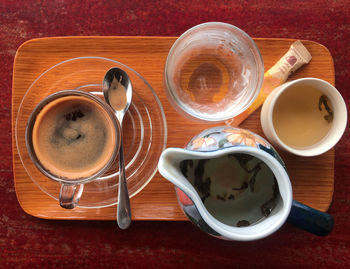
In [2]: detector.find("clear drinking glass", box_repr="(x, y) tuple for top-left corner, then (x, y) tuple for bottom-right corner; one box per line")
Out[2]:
(164, 22), (264, 122)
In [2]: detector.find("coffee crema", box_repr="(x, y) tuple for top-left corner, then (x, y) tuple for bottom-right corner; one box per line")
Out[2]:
(32, 95), (117, 180)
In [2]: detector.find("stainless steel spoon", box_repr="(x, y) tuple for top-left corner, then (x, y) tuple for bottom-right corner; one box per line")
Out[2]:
(103, 67), (132, 229)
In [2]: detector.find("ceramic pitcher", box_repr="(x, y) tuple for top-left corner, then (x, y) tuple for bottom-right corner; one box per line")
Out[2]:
(158, 126), (333, 241)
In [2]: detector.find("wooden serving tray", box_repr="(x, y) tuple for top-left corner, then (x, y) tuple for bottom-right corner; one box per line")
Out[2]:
(12, 37), (335, 220)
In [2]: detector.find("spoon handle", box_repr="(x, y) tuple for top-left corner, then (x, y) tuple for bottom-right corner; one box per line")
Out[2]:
(117, 141), (132, 229)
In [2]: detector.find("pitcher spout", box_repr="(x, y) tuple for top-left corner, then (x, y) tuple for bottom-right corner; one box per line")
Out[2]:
(158, 148), (204, 201)
(158, 147), (226, 238)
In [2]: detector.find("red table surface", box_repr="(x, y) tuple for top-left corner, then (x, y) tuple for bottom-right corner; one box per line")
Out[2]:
(1, 1), (350, 268)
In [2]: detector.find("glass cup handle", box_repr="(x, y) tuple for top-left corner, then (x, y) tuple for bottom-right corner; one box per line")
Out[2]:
(59, 184), (84, 209)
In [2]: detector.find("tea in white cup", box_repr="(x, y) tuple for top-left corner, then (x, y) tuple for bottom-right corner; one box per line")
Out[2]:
(261, 78), (347, 156)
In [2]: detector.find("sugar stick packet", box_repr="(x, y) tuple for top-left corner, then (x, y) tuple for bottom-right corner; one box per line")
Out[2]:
(225, 40), (312, 127)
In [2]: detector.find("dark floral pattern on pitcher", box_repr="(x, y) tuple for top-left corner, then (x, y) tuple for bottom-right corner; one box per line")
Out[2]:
(175, 188), (221, 237)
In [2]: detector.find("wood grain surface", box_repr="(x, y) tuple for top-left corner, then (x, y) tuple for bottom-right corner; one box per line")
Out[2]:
(12, 37), (335, 220)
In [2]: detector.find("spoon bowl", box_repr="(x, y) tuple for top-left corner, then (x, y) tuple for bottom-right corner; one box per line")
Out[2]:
(103, 67), (133, 229)
(103, 68), (133, 122)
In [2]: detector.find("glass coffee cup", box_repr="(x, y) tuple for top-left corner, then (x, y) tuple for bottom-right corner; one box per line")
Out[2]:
(25, 90), (121, 209)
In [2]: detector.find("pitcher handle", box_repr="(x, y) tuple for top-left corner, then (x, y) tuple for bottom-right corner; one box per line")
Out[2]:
(59, 184), (84, 209)
(287, 200), (334, 236)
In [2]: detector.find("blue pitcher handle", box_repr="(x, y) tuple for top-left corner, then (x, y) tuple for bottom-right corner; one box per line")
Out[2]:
(287, 200), (334, 236)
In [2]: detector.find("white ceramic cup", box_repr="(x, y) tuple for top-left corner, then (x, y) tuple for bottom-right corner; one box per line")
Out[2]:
(261, 78), (347, 156)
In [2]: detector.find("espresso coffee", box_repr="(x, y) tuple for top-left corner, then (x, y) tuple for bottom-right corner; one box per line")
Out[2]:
(32, 95), (117, 180)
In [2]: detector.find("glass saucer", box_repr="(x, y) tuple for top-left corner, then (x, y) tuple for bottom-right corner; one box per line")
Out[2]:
(15, 56), (167, 208)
